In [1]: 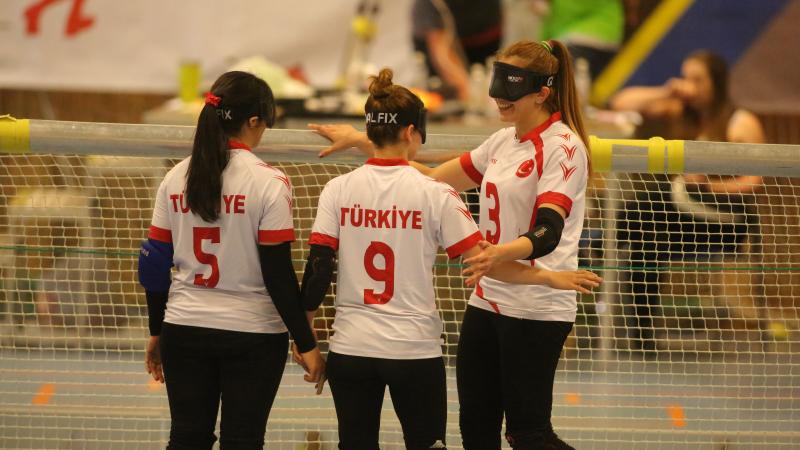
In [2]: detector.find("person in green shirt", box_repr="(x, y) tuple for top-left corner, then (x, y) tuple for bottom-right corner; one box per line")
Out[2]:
(540, 0), (624, 79)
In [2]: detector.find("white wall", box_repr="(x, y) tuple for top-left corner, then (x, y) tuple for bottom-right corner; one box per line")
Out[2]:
(0, 0), (415, 92)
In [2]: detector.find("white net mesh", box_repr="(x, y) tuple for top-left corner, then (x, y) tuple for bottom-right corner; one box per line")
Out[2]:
(0, 150), (798, 449)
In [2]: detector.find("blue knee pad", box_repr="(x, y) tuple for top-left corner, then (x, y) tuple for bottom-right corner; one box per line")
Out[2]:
(138, 239), (174, 292)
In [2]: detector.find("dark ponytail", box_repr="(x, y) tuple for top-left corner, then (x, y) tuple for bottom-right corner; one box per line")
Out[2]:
(185, 71), (275, 222)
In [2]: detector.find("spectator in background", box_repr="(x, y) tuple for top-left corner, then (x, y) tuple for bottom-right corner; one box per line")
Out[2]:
(540, 0), (624, 80)
(611, 50), (765, 352)
(412, 0), (503, 101)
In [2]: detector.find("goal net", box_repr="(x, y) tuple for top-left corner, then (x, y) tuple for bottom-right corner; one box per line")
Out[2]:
(0, 124), (798, 449)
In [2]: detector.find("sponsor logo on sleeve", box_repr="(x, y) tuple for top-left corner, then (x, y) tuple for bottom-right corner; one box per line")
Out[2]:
(560, 161), (577, 182)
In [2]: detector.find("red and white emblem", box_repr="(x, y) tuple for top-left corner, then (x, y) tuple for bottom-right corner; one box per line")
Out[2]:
(516, 159), (535, 178)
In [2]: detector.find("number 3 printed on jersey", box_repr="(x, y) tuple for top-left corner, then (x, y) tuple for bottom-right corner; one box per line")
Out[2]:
(485, 182), (501, 244)
(363, 241), (395, 304)
(193, 227), (220, 288)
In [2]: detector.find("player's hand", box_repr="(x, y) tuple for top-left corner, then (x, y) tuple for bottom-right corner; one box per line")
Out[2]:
(145, 336), (164, 383)
(308, 123), (373, 158)
(462, 240), (501, 286)
(547, 270), (602, 294)
(291, 342), (307, 370)
(665, 77), (695, 100)
(300, 346), (326, 384)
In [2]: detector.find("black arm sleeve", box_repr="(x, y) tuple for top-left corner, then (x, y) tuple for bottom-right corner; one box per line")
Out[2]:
(520, 207), (565, 260)
(258, 242), (317, 353)
(145, 290), (168, 336)
(300, 244), (336, 311)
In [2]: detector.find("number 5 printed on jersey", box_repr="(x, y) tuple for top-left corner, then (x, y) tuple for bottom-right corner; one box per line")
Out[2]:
(363, 241), (394, 304)
(193, 227), (220, 288)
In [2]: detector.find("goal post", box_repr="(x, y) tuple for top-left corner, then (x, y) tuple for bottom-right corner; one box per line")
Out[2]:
(1, 118), (799, 449)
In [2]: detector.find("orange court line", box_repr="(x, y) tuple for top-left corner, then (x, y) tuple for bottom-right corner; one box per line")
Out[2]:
(31, 383), (55, 405)
(565, 393), (582, 405)
(666, 405), (686, 427)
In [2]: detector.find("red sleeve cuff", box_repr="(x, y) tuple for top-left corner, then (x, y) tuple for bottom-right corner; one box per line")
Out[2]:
(446, 231), (483, 259)
(308, 232), (339, 251)
(148, 225), (172, 243)
(258, 228), (296, 243)
(459, 152), (484, 185)
(535, 191), (573, 217)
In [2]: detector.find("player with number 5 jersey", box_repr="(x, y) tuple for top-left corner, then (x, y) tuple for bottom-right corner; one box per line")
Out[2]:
(302, 69), (600, 450)
(137, 71), (323, 450)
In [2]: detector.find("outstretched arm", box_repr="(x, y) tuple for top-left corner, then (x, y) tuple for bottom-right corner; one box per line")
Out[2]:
(310, 123), (479, 191)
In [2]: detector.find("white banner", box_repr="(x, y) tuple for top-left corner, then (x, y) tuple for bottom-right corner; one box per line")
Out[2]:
(0, 0), (415, 93)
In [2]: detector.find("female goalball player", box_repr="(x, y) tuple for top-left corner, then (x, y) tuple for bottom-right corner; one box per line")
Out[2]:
(303, 66), (599, 449)
(138, 71), (324, 449)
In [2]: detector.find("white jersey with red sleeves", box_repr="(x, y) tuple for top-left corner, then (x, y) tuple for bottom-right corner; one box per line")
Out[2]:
(148, 144), (296, 334)
(459, 112), (588, 322)
(310, 158), (481, 359)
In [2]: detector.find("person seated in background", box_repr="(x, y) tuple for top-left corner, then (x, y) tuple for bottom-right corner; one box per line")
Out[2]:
(411, 0), (503, 101)
(610, 50), (765, 352)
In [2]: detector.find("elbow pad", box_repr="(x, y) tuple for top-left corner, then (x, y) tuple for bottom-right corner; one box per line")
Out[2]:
(520, 207), (564, 260)
(138, 239), (174, 292)
(300, 244), (336, 311)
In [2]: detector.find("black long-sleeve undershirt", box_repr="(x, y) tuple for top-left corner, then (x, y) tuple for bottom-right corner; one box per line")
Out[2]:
(258, 242), (317, 353)
(300, 244), (336, 311)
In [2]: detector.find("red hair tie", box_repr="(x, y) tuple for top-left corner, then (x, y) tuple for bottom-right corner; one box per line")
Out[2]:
(204, 92), (221, 107)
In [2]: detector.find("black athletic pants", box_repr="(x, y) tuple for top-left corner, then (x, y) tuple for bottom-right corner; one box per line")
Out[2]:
(457, 305), (574, 450)
(326, 351), (448, 450)
(159, 323), (289, 450)
(617, 176), (756, 350)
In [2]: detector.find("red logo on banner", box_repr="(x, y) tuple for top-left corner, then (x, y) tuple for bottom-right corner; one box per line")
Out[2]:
(516, 159), (535, 178)
(25, 0), (95, 37)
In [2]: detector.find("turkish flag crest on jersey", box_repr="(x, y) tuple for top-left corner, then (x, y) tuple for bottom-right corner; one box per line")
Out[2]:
(516, 159), (535, 178)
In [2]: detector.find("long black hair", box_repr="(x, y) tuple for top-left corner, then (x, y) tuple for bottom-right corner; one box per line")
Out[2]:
(185, 71), (275, 222)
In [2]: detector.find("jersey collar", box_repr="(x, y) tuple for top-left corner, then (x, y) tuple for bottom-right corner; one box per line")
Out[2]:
(365, 158), (410, 166)
(518, 111), (561, 143)
(228, 140), (252, 152)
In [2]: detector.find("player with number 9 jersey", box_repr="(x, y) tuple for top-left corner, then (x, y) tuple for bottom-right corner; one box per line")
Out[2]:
(301, 69), (599, 450)
(309, 40), (602, 450)
(310, 158), (481, 360)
